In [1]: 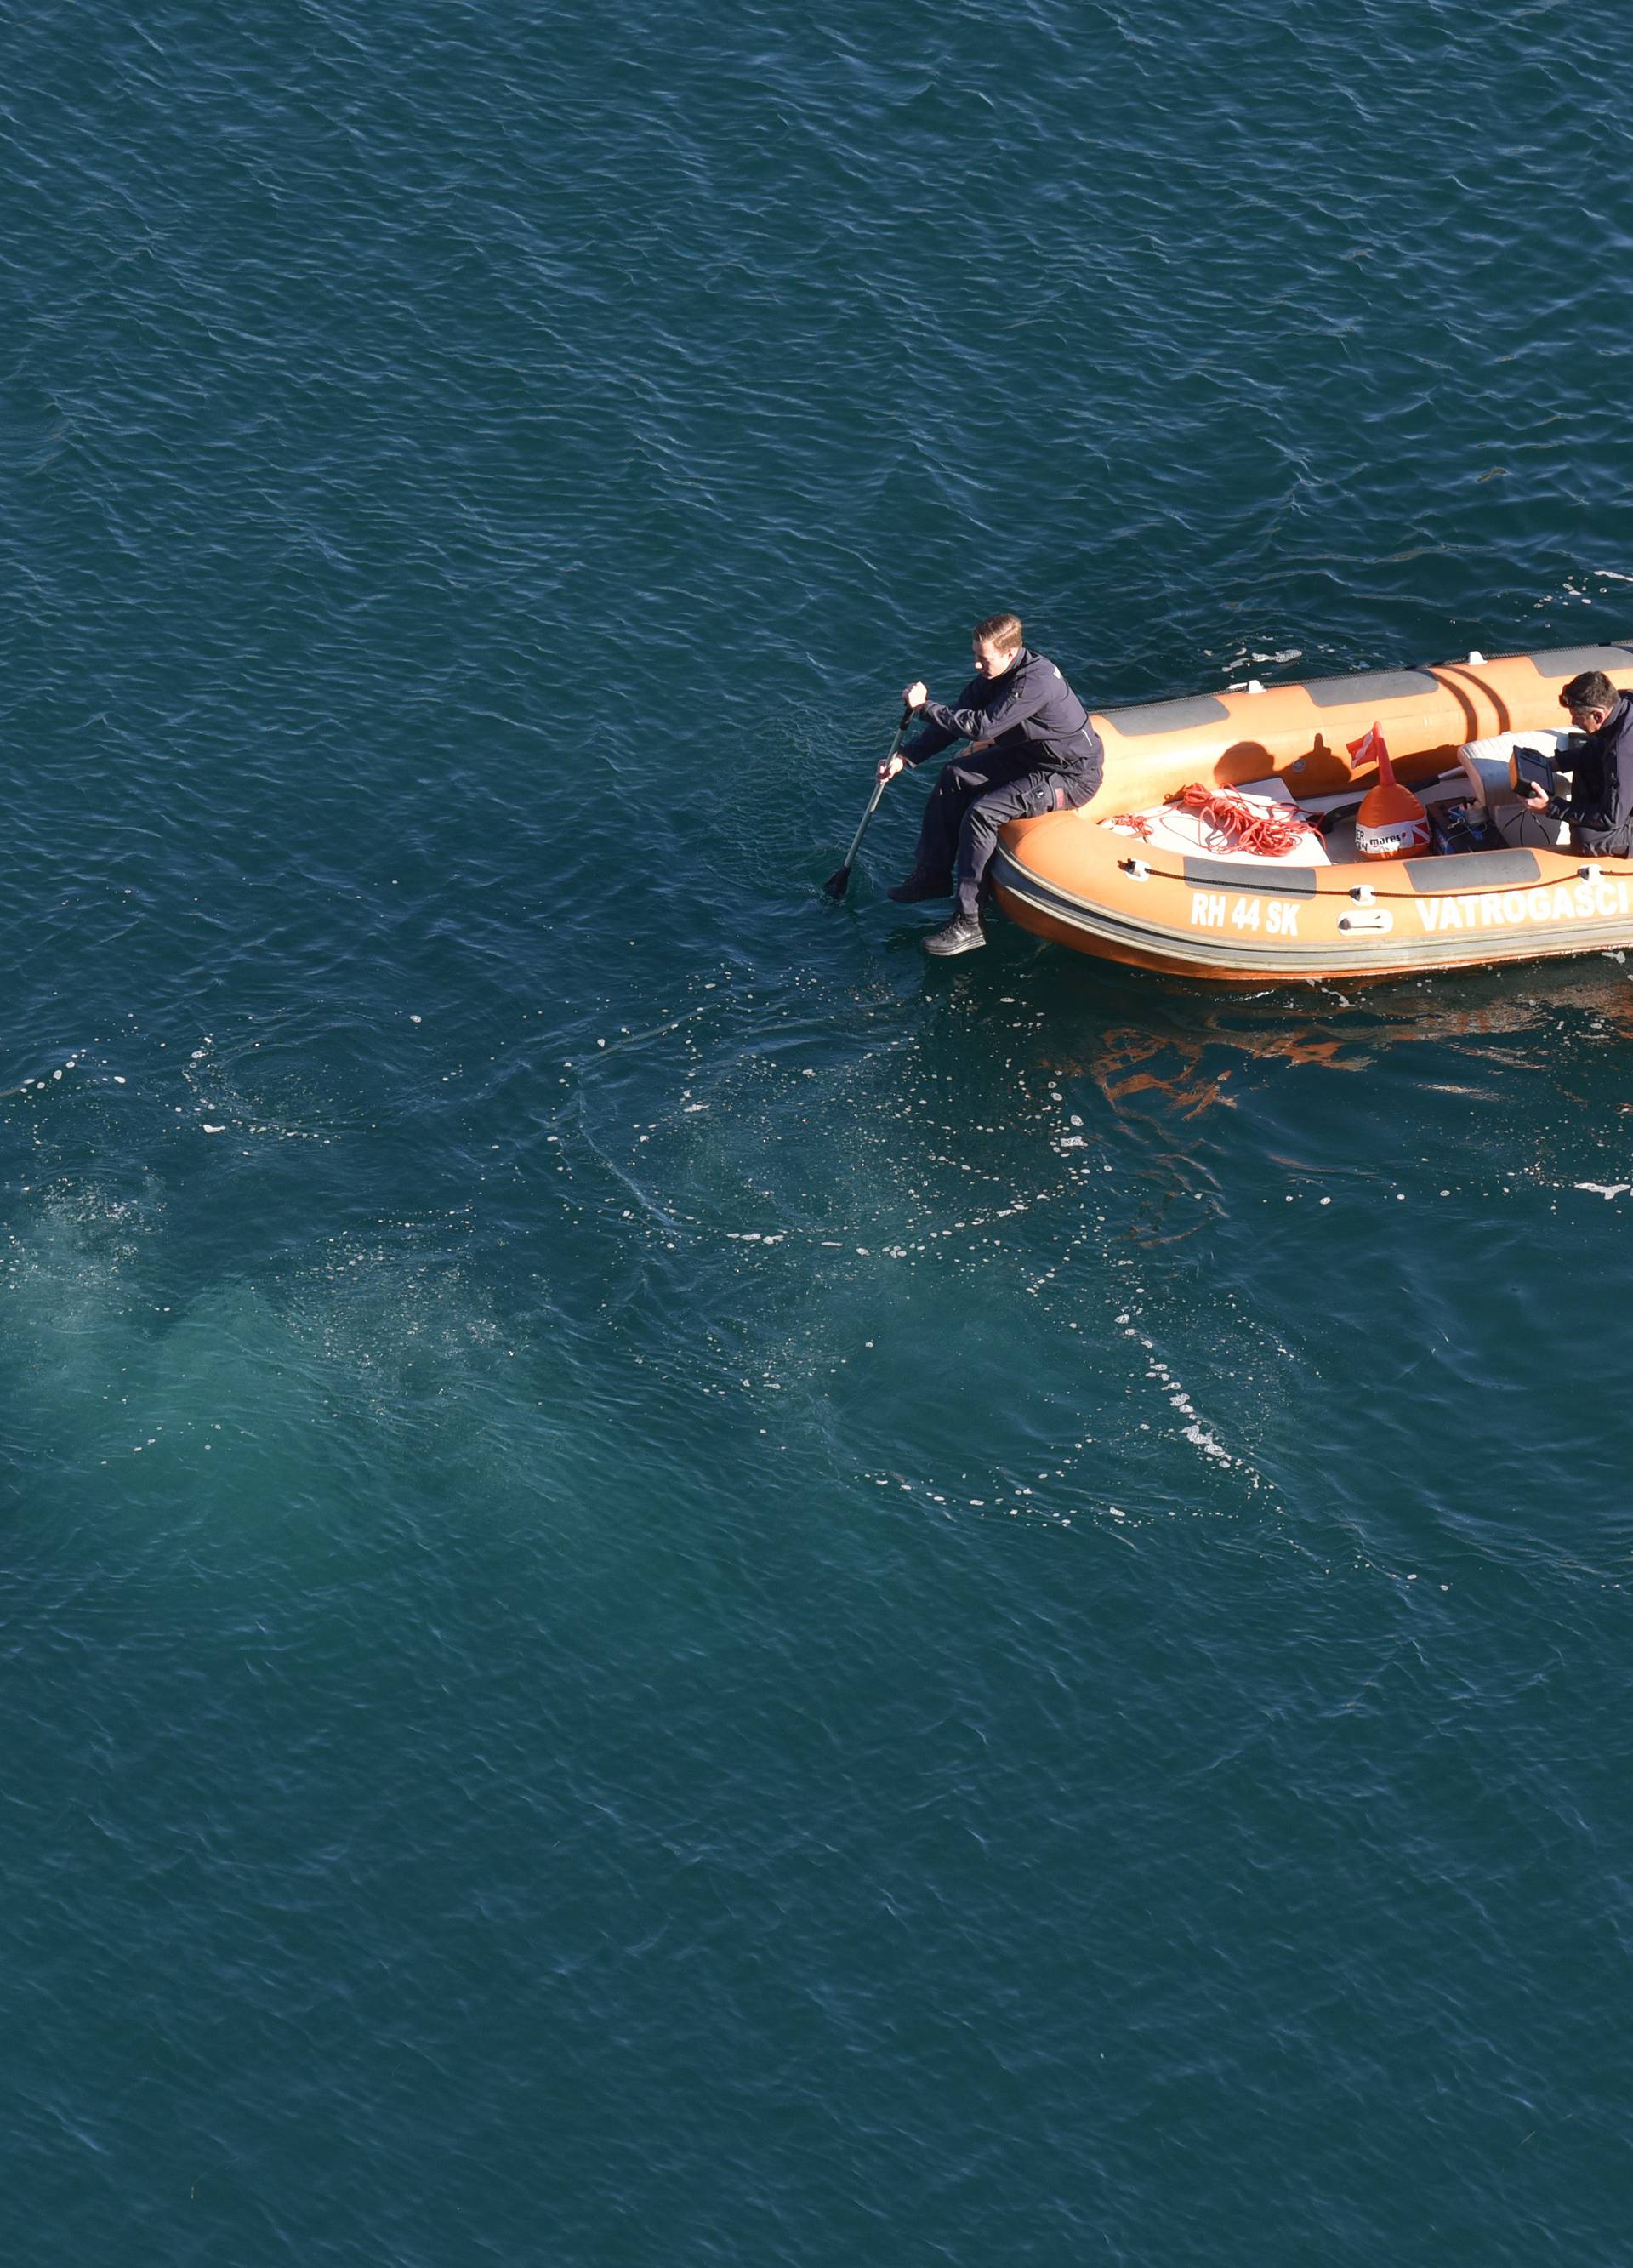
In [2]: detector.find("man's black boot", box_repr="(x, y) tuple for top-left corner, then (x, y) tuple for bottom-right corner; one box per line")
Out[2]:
(924, 914), (986, 957)
(887, 869), (952, 904)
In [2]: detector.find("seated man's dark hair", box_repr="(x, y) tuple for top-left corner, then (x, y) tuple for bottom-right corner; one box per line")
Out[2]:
(974, 612), (1024, 652)
(1561, 669), (1618, 713)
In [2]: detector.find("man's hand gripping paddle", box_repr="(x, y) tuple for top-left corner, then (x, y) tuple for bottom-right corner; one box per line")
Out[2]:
(823, 707), (913, 900)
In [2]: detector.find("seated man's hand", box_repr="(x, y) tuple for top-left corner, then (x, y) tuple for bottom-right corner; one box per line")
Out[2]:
(902, 681), (929, 710)
(1516, 783), (1550, 813)
(877, 750), (908, 782)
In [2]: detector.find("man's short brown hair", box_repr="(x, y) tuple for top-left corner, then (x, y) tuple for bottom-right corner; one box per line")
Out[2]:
(973, 612), (1024, 652)
(1561, 669), (1618, 715)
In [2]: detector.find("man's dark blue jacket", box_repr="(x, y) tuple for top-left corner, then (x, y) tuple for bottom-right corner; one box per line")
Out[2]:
(1545, 688), (1633, 853)
(907, 648), (1104, 789)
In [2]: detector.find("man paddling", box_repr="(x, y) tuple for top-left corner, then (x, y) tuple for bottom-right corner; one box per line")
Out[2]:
(881, 613), (1104, 955)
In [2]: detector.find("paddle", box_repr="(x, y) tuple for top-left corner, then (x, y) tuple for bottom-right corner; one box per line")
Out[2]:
(823, 706), (913, 900)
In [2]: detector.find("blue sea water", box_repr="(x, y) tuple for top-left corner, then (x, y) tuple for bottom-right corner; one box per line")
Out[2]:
(5, 2), (1633, 2259)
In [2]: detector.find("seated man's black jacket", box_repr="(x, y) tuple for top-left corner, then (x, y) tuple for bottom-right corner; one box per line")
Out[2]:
(907, 649), (1104, 789)
(1546, 689), (1633, 851)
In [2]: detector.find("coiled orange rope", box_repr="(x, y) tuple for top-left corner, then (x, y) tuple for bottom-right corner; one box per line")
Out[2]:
(1105, 784), (1320, 858)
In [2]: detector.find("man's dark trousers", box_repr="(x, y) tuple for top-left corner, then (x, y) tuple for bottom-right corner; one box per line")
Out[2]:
(912, 748), (1098, 920)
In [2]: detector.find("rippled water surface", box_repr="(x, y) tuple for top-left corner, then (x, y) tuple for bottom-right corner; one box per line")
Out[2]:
(5, 3), (1633, 2260)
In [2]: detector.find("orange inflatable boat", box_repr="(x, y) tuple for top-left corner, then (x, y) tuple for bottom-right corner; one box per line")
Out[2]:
(993, 639), (1633, 982)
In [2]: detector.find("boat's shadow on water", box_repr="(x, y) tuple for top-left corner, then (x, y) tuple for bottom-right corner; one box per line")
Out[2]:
(859, 919), (1633, 1199)
(984, 923), (1633, 1093)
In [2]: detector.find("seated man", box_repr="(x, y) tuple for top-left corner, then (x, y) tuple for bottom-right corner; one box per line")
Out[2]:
(882, 613), (1104, 956)
(1516, 669), (1633, 853)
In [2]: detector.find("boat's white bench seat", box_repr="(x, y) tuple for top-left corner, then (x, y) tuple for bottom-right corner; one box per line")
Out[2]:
(1456, 727), (1579, 808)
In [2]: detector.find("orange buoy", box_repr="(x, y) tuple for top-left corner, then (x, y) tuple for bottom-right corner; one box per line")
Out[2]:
(1351, 722), (1430, 859)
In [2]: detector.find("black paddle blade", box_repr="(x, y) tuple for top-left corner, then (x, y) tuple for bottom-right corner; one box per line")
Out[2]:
(822, 863), (852, 899)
